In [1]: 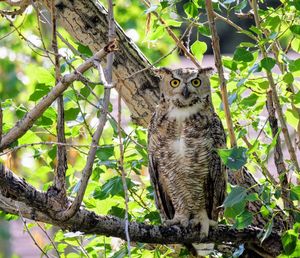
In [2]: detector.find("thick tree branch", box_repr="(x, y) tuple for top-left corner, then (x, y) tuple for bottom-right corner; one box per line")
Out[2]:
(0, 164), (282, 257)
(0, 41), (116, 151)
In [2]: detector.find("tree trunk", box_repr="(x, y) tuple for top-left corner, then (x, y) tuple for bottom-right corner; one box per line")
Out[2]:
(43, 0), (160, 126)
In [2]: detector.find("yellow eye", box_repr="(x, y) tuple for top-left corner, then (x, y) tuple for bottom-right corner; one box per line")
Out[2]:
(170, 79), (180, 88)
(191, 78), (201, 87)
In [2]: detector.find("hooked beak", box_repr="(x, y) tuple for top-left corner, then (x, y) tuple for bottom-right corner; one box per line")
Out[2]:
(182, 86), (190, 99)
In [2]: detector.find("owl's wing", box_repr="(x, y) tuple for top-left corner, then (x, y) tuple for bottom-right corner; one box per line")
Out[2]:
(148, 112), (174, 221)
(206, 113), (227, 221)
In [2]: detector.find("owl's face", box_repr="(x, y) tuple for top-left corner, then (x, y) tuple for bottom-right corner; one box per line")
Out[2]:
(157, 67), (213, 108)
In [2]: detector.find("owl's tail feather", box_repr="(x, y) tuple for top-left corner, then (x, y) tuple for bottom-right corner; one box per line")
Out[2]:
(186, 243), (214, 257)
(184, 243), (198, 256)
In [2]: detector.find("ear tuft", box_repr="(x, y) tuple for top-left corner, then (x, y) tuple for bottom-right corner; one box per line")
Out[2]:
(199, 67), (214, 75)
(154, 67), (173, 76)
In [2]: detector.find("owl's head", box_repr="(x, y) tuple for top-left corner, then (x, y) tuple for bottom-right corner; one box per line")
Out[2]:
(156, 67), (213, 108)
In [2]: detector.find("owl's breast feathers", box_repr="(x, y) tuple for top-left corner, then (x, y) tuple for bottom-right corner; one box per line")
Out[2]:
(148, 103), (227, 221)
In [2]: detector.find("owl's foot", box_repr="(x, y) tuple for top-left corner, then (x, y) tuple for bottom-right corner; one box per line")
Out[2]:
(190, 210), (217, 240)
(164, 214), (189, 227)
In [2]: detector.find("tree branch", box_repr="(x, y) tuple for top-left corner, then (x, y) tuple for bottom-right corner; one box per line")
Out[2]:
(51, 0), (68, 201)
(205, 0), (237, 148)
(0, 163), (282, 257)
(0, 41), (117, 151)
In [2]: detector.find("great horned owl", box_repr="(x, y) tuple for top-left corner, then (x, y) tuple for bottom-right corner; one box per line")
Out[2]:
(148, 67), (227, 241)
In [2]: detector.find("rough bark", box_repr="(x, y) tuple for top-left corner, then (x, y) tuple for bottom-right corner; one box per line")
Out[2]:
(0, 164), (282, 256)
(43, 0), (160, 127)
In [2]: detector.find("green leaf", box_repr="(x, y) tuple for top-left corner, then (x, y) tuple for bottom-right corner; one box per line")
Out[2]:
(234, 210), (253, 229)
(144, 211), (161, 224)
(191, 40), (207, 62)
(283, 73), (294, 84)
(288, 58), (300, 72)
(260, 205), (270, 218)
(260, 57), (276, 71)
(234, 0), (247, 12)
(108, 206), (132, 220)
(260, 219), (273, 243)
(183, 2), (198, 18)
(240, 93), (259, 107)
(291, 38), (300, 52)
(64, 107), (80, 121)
(233, 48), (254, 62)
(224, 200), (246, 218)
(223, 185), (247, 208)
(246, 193), (259, 202)
(290, 25), (300, 36)
(217, 146), (248, 170)
(94, 176), (136, 199)
(292, 0), (300, 11)
(286, 108), (299, 130)
(249, 26), (262, 35)
(160, 1), (169, 9)
(291, 186), (300, 201)
(35, 67), (55, 85)
(149, 26), (164, 40)
(29, 83), (51, 101)
(165, 19), (182, 27)
(198, 25), (211, 37)
(77, 43), (93, 57)
(96, 145), (114, 161)
(282, 230), (298, 255)
(265, 16), (280, 30)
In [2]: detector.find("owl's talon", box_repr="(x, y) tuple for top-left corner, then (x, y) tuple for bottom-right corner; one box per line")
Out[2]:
(164, 215), (189, 227)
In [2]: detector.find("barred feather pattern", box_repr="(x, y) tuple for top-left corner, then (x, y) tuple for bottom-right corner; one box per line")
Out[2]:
(147, 68), (227, 254)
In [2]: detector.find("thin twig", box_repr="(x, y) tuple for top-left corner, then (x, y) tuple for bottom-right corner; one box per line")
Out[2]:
(205, 0), (237, 147)
(141, 0), (201, 68)
(123, 20), (196, 81)
(75, 238), (90, 258)
(118, 92), (131, 256)
(36, 222), (60, 257)
(51, 0), (68, 200)
(18, 211), (50, 258)
(70, 85), (93, 138)
(0, 141), (116, 157)
(241, 136), (277, 185)
(214, 12), (257, 41)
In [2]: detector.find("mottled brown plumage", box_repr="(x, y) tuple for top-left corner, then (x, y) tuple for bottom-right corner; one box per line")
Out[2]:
(148, 67), (227, 242)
